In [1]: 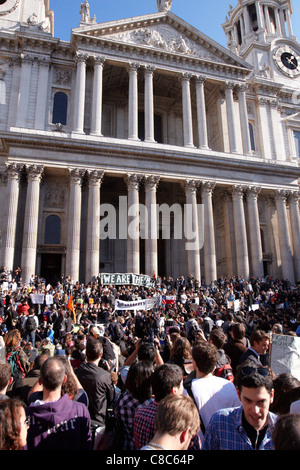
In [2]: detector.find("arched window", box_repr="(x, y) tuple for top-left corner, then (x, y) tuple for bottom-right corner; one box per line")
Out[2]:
(44, 215), (61, 244)
(52, 92), (68, 125)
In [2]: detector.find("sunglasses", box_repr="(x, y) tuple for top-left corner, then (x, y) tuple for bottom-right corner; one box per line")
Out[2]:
(241, 366), (270, 377)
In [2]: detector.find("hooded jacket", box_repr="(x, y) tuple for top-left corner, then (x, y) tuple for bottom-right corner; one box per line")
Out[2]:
(26, 393), (92, 450)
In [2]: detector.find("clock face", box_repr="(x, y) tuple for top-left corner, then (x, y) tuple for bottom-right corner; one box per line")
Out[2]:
(0, 0), (20, 16)
(273, 46), (300, 78)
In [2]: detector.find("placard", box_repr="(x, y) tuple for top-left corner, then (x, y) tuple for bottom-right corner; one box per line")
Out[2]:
(270, 333), (300, 380)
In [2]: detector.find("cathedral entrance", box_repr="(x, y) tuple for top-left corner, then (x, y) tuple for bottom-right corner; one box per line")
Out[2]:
(40, 253), (62, 286)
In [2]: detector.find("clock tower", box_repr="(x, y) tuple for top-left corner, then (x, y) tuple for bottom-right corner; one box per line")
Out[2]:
(0, 0), (54, 35)
(222, 0), (300, 86)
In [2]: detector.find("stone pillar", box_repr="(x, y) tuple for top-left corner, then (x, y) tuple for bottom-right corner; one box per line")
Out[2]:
(65, 168), (85, 282)
(243, 5), (252, 35)
(144, 175), (160, 277)
(34, 57), (50, 130)
(257, 97), (272, 160)
(91, 56), (105, 136)
(195, 75), (209, 150)
(285, 8), (294, 38)
(231, 185), (250, 279)
(237, 84), (252, 155)
(73, 53), (87, 134)
(16, 54), (33, 128)
(1, 163), (22, 272)
(201, 181), (217, 284)
(274, 190), (294, 284)
(125, 173), (142, 273)
(225, 82), (238, 154)
(269, 99), (285, 161)
(289, 191), (300, 282)
(21, 165), (44, 284)
(128, 63), (140, 141)
(144, 66), (156, 143)
(246, 186), (264, 277)
(86, 170), (104, 282)
(181, 73), (194, 148)
(184, 179), (201, 281)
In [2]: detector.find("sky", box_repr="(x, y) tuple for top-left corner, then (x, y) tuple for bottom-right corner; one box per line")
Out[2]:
(50, 0), (300, 49)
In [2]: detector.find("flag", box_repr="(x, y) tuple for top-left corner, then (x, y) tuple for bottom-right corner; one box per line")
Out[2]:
(66, 295), (76, 322)
(162, 295), (176, 305)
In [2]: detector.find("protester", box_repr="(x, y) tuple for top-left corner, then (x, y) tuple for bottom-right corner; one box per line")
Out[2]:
(0, 398), (28, 450)
(272, 414), (300, 450)
(0, 362), (13, 400)
(186, 341), (240, 439)
(26, 356), (92, 450)
(140, 394), (200, 450)
(75, 338), (115, 449)
(202, 361), (277, 450)
(4, 329), (30, 384)
(113, 360), (154, 450)
(238, 329), (270, 366)
(132, 363), (184, 449)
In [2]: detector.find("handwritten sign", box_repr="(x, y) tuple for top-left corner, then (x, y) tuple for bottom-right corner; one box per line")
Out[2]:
(270, 334), (300, 380)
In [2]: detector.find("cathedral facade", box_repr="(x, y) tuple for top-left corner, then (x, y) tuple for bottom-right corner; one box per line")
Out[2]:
(0, 0), (299, 286)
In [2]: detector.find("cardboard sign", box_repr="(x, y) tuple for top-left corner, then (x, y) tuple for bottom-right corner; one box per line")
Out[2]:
(270, 333), (300, 380)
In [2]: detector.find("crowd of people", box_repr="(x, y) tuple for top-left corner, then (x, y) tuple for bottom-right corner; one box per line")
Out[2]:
(0, 265), (300, 451)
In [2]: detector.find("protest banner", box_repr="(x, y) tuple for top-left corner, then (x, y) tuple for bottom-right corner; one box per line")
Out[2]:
(270, 333), (300, 380)
(100, 273), (155, 287)
(115, 299), (147, 311)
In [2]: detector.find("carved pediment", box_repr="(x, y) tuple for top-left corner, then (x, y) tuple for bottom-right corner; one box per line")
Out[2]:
(72, 12), (251, 69)
(103, 24), (225, 62)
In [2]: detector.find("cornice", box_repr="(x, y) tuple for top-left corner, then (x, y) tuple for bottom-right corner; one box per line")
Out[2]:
(1, 130), (299, 180)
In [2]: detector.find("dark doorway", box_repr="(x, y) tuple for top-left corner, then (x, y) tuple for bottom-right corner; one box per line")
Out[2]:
(40, 254), (62, 286)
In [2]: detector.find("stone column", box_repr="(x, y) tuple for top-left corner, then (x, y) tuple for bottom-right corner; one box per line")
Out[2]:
(225, 82), (238, 154)
(257, 97), (272, 159)
(231, 185), (249, 279)
(269, 99), (285, 161)
(246, 186), (264, 277)
(125, 173), (142, 273)
(285, 8), (294, 38)
(237, 84), (252, 155)
(91, 56), (105, 136)
(243, 5), (252, 35)
(201, 181), (217, 284)
(144, 66), (156, 143)
(34, 57), (50, 130)
(195, 75), (209, 150)
(16, 54), (33, 128)
(86, 170), (104, 282)
(65, 168), (85, 282)
(184, 179), (201, 281)
(73, 53), (87, 134)
(128, 63), (140, 141)
(181, 73), (194, 148)
(289, 191), (300, 282)
(21, 165), (44, 284)
(144, 175), (160, 277)
(274, 190), (294, 284)
(1, 163), (22, 272)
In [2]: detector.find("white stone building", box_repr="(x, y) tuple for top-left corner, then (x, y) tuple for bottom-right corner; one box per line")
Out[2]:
(0, 0), (299, 286)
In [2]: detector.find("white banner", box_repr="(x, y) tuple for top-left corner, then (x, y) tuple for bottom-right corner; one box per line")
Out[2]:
(115, 299), (147, 311)
(270, 334), (300, 380)
(30, 294), (45, 304)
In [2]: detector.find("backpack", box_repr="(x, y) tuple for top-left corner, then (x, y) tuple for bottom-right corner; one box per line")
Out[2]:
(25, 315), (36, 332)
(214, 363), (234, 383)
(6, 349), (26, 381)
